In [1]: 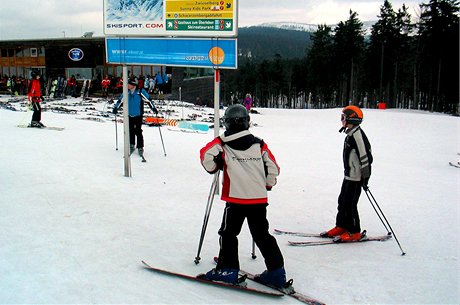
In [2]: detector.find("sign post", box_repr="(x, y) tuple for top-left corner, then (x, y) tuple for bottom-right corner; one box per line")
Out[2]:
(214, 69), (220, 138)
(122, 65), (131, 177)
(103, 0), (238, 177)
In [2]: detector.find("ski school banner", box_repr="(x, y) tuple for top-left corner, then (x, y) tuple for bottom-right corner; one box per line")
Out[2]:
(105, 37), (237, 69)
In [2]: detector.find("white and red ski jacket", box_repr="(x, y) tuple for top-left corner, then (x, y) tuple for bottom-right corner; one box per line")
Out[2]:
(200, 130), (280, 204)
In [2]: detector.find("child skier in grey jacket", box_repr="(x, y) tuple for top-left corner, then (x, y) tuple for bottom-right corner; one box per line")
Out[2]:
(199, 104), (287, 288)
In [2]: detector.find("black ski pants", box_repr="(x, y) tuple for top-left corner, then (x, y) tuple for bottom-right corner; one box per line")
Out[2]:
(216, 202), (284, 271)
(129, 116), (144, 148)
(31, 101), (41, 123)
(336, 179), (362, 234)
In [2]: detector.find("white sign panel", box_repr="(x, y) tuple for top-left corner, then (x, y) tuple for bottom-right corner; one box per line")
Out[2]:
(103, 0), (237, 37)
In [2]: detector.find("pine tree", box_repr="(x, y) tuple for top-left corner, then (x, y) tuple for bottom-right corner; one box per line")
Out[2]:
(333, 10), (365, 106)
(417, 0), (459, 113)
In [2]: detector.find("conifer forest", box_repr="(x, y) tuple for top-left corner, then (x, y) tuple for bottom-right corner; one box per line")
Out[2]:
(221, 0), (459, 114)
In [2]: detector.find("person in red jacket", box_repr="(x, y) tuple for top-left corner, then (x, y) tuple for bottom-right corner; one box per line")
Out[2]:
(67, 75), (77, 97)
(199, 104), (287, 289)
(28, 72), (44, 128)
(101, 75), (111, 97)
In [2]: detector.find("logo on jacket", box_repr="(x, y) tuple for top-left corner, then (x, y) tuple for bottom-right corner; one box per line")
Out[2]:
(231, 157), (261, 162)
(68, 48), (84, 61)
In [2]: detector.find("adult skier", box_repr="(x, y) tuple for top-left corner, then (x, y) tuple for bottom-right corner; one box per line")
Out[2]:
(28, 72), (45, 128)
(321, 105), (373, 241)
(199, 104), (287, 288)
(112, 77), (158, 157)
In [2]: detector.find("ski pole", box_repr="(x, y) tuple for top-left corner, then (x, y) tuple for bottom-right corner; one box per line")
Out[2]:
(195, 172), (220, 264)
(365, 188), (406, 256)
(364, 189), (389, 233)
(156, 112), (167, 157)
(140, 92), (166, 157)
(251, 239), (257, 259)
(114, 112), (118, 151)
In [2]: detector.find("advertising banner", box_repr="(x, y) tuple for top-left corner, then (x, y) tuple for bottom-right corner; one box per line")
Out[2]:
(106, 37), (237, 69)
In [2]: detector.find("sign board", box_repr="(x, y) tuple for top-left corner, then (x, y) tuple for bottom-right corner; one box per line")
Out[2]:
(103, 0), (237, 37)
(106, 37), (237, 69)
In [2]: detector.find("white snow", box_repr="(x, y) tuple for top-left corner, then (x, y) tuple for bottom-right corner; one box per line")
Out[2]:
(0, 96), (458, 305)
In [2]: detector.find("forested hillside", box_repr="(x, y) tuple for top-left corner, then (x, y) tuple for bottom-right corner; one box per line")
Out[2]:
(237, 26), (312, 60)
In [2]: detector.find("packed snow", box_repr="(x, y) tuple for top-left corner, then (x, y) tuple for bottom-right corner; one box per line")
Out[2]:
(0, 96), (458, 304)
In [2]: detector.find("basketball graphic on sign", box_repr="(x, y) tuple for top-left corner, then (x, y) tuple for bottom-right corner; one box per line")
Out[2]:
(208, 47), (225, 65)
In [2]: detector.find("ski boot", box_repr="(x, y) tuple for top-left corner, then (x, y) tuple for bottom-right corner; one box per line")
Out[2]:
(29, 121), (43, 128)
(336, 231), (363, 242)
(203, 268), (240, 284)
(320, 226), (346, 238)
(254, 267), (287, 289)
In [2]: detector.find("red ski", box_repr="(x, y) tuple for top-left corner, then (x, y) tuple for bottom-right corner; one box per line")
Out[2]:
(288, 231), (392, 246)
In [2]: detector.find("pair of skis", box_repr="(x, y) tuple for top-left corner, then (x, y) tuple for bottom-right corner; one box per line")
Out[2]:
(141, 260), (325, 305)
(449, 161), (460, 168)
(274, 229), (392, 246)
(18, 124), (65, 131)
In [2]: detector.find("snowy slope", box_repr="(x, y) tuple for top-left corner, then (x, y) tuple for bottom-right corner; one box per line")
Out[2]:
(0, 96), (458, 304)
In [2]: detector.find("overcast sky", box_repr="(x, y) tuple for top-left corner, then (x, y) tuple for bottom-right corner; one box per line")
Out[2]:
(0, 0), (422, 40)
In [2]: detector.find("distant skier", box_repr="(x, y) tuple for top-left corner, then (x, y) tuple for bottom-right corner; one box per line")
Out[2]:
(199, 104), (287, 288)
(112, 77), (158, 157)
(243, 93), (252, 112)
(321, 105), (373, 242)
(28, 72), (45, 128)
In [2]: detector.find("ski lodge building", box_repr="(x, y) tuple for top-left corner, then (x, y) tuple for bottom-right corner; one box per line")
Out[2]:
(0, 36), (215, 104)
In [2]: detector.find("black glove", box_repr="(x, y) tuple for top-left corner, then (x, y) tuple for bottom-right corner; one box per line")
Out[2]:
(112, 107), (118, 114)
(362, 177), (370, 190)
(152, 107), (159, 115)
(213, 153), (224, 170)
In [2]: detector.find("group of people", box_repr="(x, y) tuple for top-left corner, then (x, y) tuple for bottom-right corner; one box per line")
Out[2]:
(100, 72), (170, 98)
(5, 75), (28, 96)
(25, 71), (373, 290)
(199, 103), (372, 289)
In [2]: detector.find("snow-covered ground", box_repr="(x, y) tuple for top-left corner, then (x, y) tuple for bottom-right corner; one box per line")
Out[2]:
(0, 96), (458, 304)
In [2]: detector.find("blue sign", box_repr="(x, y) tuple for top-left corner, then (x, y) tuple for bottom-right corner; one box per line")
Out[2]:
(106, 37), (237, 69)
(68, 48), (84, 61)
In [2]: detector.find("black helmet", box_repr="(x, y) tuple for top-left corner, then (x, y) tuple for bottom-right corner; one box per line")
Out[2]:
(128, 77), (138, 86)
(223, 104), (250, 131)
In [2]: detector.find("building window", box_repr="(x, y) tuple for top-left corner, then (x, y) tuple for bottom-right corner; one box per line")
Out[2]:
(30, 48), (37, 57)
(184, 67), (213, 80)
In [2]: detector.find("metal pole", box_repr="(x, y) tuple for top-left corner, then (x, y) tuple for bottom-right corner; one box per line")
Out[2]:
(139, 92), (166, 157)
(194, 172), (220, 264)
(156, 111), (167, 157)
(214, 69), (220, 138)
(365, 188), (406, 256)
(364, 190), (390, 233)
(213, 69), (220, 195)
(115, 112), (118, 151)
(122, 65), (131, 177)
(251, 239), (257, 259)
